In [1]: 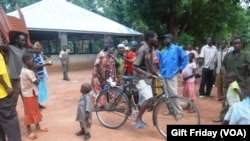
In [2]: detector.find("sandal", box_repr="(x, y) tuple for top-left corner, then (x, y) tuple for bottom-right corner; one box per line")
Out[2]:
(27, 132), (37, 140)
(38, 127), (48, 132)
(188, 108), (195, 113)
(131, 122), (146, 129)
(213, 117), (222, 122)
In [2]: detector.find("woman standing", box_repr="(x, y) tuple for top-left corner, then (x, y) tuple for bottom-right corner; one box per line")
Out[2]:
(33, 42), (52, 109)
(91, 41), (117, 103)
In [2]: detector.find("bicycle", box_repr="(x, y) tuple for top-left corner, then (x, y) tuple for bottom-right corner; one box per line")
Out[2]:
(95, 75), (201, 139)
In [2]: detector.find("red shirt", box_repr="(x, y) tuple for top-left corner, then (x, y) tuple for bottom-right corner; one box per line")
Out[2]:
(124, 51), (136, 75)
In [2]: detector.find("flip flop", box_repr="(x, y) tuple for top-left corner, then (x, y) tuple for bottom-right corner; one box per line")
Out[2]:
(213, 117), (222, 122)
(141, 121), (148, 126)
(38, 127), (48, 132)
(131, 122), (146, 129)
(188, 108), (195, 113)
(27, 132), (37, 140)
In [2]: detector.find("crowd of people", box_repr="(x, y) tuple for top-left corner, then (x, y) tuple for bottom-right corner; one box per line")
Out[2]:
(90, 30), (250, 129)
(0, 33), (51, 140)
(1, 30), (250, 140)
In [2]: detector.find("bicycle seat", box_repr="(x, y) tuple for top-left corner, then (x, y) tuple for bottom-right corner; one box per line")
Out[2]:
(122, 75), (134, 81)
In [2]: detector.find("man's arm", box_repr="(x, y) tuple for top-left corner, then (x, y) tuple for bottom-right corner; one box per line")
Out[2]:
(0, 44), (8, 52)
(134, 65), (153, 78)
(0, 75), (13, 95)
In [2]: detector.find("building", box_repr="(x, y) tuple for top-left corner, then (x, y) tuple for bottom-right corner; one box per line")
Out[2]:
(7, 0), (142, 70)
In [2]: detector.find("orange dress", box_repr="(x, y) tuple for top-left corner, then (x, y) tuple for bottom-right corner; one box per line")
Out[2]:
(20, 67), (42, 125)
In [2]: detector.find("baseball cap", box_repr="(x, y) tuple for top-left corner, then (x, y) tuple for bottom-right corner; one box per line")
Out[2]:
(130, 40), (138, 47)
(163, 34), (174, 39)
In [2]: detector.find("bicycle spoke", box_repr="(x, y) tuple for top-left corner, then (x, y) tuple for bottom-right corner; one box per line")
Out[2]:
(95, 88), (129, 129)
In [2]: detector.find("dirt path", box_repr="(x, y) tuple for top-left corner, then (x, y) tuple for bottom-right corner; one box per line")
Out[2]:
(16, 68), (222, 141)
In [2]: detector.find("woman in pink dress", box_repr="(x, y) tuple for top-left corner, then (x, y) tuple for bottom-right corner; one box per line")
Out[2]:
(91, 43), (117, 103)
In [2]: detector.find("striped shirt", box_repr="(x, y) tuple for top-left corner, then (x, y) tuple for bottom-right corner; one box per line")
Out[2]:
(34, 53), (44, 78)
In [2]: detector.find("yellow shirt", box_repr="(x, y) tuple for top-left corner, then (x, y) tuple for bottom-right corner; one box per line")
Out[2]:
(0, 53), (12, 99)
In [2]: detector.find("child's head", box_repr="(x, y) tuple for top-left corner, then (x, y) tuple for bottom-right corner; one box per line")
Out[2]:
(188, 52), (195, 63)
(226, 72), (237, 83)
(22, 52), (35, 70)
(80, 83), (92, 94)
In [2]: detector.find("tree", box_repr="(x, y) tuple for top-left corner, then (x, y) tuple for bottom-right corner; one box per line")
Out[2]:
(0, 0), (39, 12)
(126, 0), (247, 44)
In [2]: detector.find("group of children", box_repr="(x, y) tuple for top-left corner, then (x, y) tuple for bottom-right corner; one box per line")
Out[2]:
(20, 51), (93, 140)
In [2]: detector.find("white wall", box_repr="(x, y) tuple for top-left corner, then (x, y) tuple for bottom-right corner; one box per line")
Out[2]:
(45, 54), (97, 65)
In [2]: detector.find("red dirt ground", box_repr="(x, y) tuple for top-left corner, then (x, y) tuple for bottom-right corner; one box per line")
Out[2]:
(16, 67), (222, 141)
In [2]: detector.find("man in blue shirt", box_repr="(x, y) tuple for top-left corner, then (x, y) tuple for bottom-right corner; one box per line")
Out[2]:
(158, 34), (189, 115)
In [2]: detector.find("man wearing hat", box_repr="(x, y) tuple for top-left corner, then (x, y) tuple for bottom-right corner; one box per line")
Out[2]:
(158, 33), (189, 116)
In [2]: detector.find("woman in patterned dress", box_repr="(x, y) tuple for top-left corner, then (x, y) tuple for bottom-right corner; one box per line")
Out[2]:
(91, 43), (117, 103)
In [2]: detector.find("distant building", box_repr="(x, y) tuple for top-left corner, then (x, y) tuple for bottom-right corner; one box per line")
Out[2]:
(7, 0), (142, 55)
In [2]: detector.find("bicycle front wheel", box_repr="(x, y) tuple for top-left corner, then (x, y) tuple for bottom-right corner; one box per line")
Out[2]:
(153, 96), (200, 139)
(95, 87), (130, 129)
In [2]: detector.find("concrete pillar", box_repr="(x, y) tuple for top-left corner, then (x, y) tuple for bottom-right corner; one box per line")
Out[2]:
(59, 32), (68, 49)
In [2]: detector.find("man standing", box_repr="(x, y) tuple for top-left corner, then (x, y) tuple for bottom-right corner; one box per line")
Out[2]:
(213, 37), (250, 122)
(59, 45), (70, 81)
(0, 48), (21, 141)
(158, 34), (189, 116)
(132, 30), (158, 128)
(214, 39), (229, 101)
(199, 37), (217, 98)
(0, 33), (39, 107)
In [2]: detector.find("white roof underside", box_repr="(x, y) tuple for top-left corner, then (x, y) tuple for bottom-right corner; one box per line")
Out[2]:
(7, 0), (142, 36)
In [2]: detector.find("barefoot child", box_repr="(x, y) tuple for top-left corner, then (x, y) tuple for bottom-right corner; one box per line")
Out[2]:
(182, 52), (197, 112)
(75, 83), (92, 141)
(20, 52), (48, 140)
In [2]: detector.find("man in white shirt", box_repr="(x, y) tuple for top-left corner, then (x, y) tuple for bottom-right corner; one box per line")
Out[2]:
(198, 37), (217, 98)
(59, 45), (70, 81)
(214, 39), (229, 100)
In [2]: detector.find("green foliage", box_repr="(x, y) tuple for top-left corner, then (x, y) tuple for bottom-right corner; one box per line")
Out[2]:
(177, 33), (195, 47)
(0, 0), (40, 12)
(3, 0), (250, 49)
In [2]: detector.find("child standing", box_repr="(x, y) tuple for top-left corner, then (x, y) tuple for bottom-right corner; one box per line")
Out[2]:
(75, 83), (92, 141)
(224, 72), (242, 108)
(20, 52), (48, 140)
(182, 53), (197, 112)
(222, 76), (250, 125)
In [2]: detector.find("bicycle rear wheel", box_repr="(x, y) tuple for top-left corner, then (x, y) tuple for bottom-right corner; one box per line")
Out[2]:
(153, 96), (200, 139)
(95, 87), (130, 129)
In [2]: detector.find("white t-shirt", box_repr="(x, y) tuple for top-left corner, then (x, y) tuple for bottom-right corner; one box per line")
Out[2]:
(200, 45), (217, 70)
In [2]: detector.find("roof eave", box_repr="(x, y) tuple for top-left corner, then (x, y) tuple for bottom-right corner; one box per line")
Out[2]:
(28, 28), (143, 36)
